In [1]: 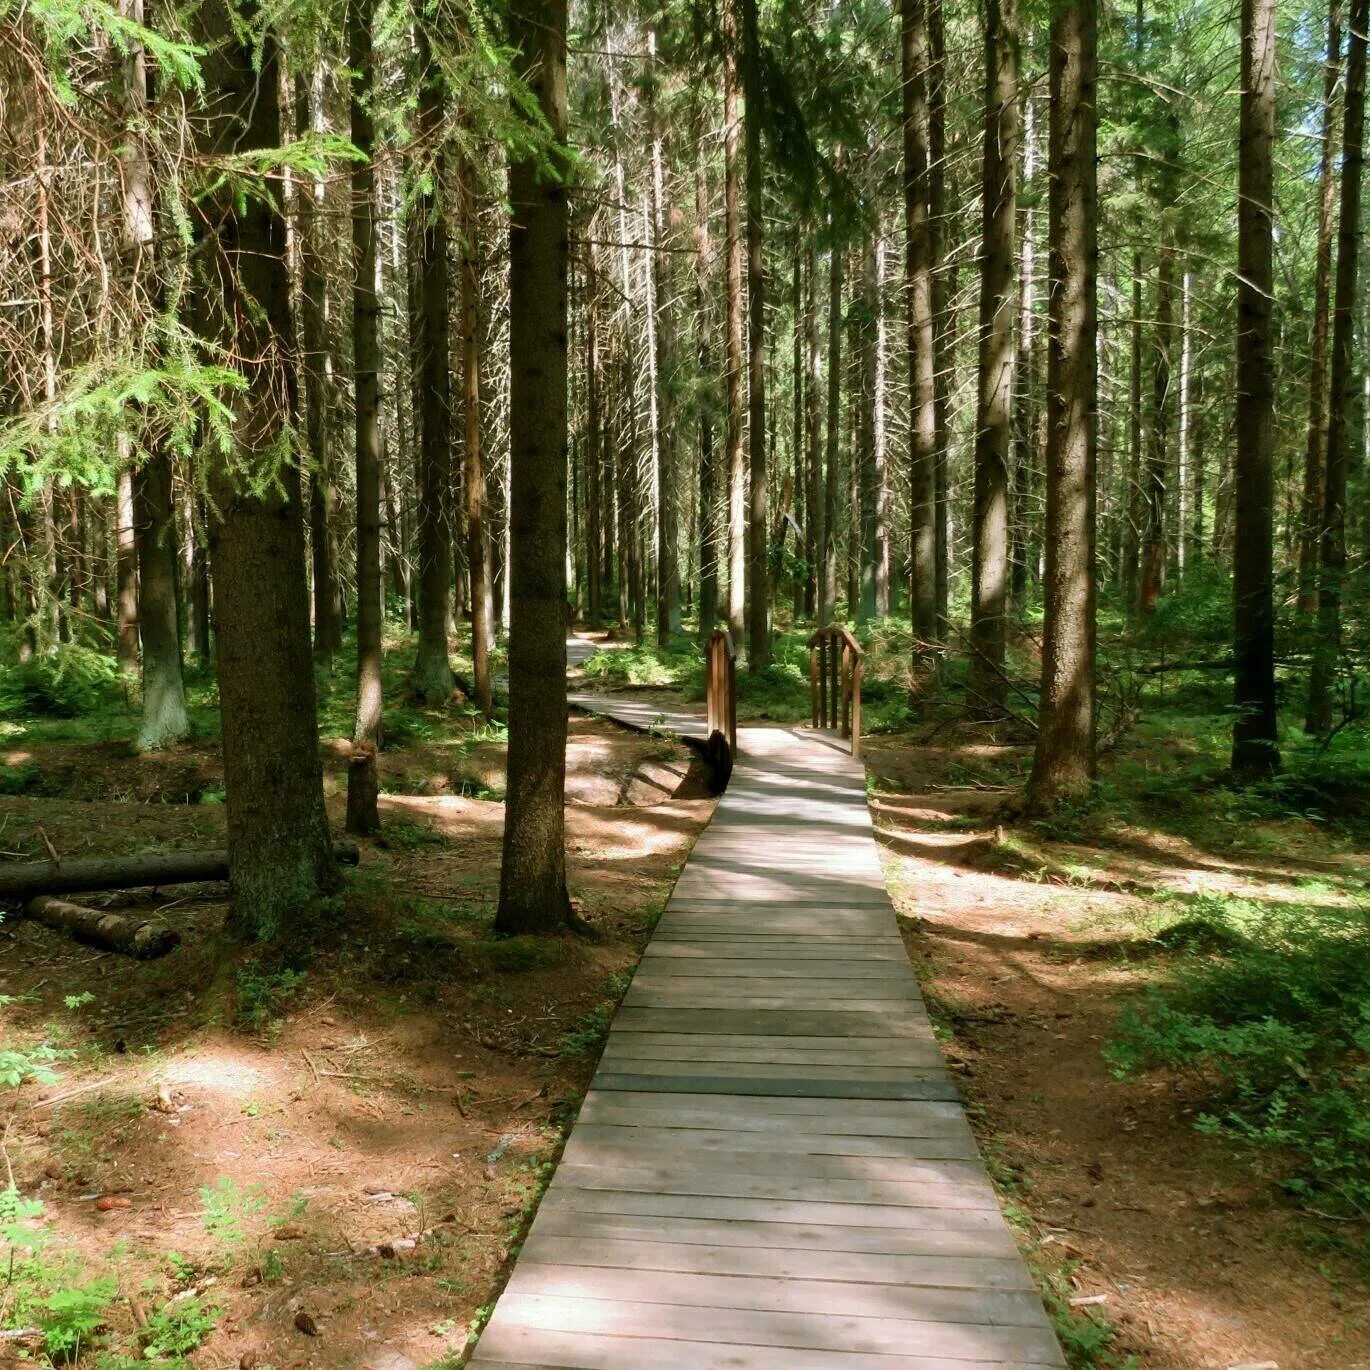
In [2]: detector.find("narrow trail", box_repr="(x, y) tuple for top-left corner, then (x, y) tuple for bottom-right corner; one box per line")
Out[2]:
(467, 643), (1063, 1368)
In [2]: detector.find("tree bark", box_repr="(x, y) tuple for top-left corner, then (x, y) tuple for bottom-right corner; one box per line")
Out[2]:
(968, 0), (1018, 715)
(496, 0), (575, 936)
(1027, 0), (1097, 812)
(740, 0), (769, 667)
(1231, 0), (1281, 777)
(410, 19), (454, 704)
(1309, 0), (1366, 737)
(349, 0), (383, 833)
(134, 455), (189, 751)
(115, 467), (139, 675)
(902, 0), (938, 671)
(696, 127), (720, 637)
(1300, 1), (1342, 618)
(723, 0), (746, 644)
(23, 896), (180, 959)
(193, 0), (338, 940)
(823, 246), (842, 621)
(857, 216), (879, 624)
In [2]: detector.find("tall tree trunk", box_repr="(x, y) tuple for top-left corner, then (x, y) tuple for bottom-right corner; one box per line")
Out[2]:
(1027, 0), (1097, 811)
(496, 0), (575, 935)
(134, 456), (189, 750)
(929, 0), (950, 638)
(348, 0), (383, 832)
(585, 242), (604, 629)
(1011, 92), (1039, 611)
(823, 246), (842, 620)
(902, 0), (938, 672)
(1139, 172), (1177, 616)
(741, 0), (769, 667)
(968, 0), (1018, 715)
(411, 19), (454, 704)
(1300, 0), (1342, 617)
(874, 230), (891, 618)
(857, 208), (879, 623)
(1231, 0), (1281, 777)
(723, 0), (746, 643)
(1309, 0), (1367, 737)
(194, 0), (336, 939)
(804, 241), (823, 621)
(459, 156), (493, 717)
(648, 28), (681, 644)
(696, 129), (720, 637)
(296, 68), (343, 666)
(1177, 268), (1192, 581)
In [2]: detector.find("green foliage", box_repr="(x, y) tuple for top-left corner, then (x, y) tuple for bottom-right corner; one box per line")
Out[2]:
(1108, 895), (1370, 1220)
(0, 643), (122, 717)
(581, 641), (698, 689)
(38, 1277), (117, 1361)
(138, 1295), (219, 1358)
(235, 964), (308, 1033)
(199, 1176), (267, 1247)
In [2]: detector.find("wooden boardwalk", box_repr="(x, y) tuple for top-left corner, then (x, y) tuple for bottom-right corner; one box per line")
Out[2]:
(469, 680), (1064, 1368)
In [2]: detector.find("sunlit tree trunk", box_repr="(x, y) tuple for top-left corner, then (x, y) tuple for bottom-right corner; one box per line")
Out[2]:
(1231, 0), (1281, 777)
(968, 0), (1018, 714)
(1027, 0), (1097, 811)
(723, 0), (746, 643)
(1309, 0), (1366, 737)
(496, 0), (575, 935)
(348, 0), (383, 833)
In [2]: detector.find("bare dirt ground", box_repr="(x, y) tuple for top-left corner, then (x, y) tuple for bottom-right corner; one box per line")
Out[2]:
(0, 715), (715, 1369)
(867, 729), (1370, 1370)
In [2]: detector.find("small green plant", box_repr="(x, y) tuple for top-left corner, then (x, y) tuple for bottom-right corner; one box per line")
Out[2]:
(38, 1277), (117, 1361)
(200, 1176), (267, 1247)
(139, 1294), (219, 1358)
(235, 963), (308, 1032)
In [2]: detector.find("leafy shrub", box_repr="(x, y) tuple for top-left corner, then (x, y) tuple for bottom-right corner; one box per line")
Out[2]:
(139, 1295), (219, 1357)
(1107, 896), (1370, 1219)
(39, 1277), (117, 1360)
(0, 643), (122, 717)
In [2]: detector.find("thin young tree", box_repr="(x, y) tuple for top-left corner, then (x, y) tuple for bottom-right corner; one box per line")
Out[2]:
(495, 0), (576, 936)
(1309, 0), (1367, 736)
(1230, 0), (1281, 777)
(1027, 0), (1097, 811)
(348, 0), (383, 833)
(968, 0), (1018, 715)
(410, 14), (455, 704)
(723, 0), (746, 644)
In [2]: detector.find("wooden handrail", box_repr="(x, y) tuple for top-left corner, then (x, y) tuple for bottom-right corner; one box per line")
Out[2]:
(705, 628), (737, 753)
(807, 624), (863, 758)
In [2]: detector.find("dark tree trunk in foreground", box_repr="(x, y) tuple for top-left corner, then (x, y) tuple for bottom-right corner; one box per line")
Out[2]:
(968, 0), (1018, 715)
(461, 156), (494, 717)
(1230, 0), (1281, 777)
(723, 0), (746, 644)
(134, 454), (189, 750)
(411, 21), (454, 704)
(1027, 0), (1097, 812)
(1299, 0), (1341, 621)
(902, 0), (938, 673)
(349, 0), (383, 833)
(496, 0), (575, 936)
(194, 0), (336, 939)
(1309, 0), (1367, 737)
(823, 246), (842, 621)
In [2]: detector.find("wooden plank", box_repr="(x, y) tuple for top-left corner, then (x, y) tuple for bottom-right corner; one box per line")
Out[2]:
(525, 1208), (1020, 1258)
(503, 1264), (1053, 1328)
(595, 1060), (948, 1084)
(538, 1186), (1006, 1232)
(564, 1122), (980, 1160)
(471, 1328), (1055, 1369)
(591, 1073), (961, 1101)
(479, 1294), (1064, 1362)
(517, 1232), (1036, 1290)
(611, 1008), (932, 1035)
(577, 1090), (966, 1124)
(551, 1163), (998, 1211)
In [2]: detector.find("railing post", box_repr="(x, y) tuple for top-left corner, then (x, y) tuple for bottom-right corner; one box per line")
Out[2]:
(829, 635), (840, 730)
(850, 655), (862, 759)
(809, 640), (819, 729)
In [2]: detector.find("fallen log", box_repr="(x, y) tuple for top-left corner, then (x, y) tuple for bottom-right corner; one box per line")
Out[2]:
(24, 895), (182, 959)
(0, 841), (360, 901)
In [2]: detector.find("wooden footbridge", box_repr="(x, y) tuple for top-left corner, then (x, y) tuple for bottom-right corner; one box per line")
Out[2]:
(467, 638), (1064, 1368)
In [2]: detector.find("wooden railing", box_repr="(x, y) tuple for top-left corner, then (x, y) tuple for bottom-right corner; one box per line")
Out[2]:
(705, 627), (737, 754)
(808, 625), (864, 758)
